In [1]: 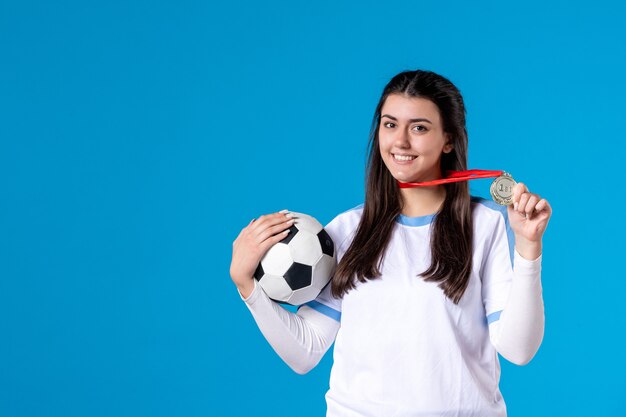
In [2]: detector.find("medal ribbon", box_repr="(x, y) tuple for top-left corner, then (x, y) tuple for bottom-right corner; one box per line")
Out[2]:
(397, 169), (504, 188)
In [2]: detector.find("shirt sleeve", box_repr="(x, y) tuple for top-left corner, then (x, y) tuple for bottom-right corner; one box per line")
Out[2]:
(236, 213), (348, 374)
(238, 278), (340, 375)
(481, 208), (545, 365)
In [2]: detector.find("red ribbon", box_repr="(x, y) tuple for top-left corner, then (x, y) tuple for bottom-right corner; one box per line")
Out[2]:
(397, 169), (504, 188)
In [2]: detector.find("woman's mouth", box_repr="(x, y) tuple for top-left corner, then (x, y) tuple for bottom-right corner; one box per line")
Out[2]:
(392, 153), (417, 164)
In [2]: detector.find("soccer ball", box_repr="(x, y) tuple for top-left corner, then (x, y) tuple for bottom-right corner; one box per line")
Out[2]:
(253, 211), (336, 306)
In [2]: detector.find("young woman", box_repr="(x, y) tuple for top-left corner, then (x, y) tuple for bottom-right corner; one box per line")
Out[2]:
(230, 69), (552, 417)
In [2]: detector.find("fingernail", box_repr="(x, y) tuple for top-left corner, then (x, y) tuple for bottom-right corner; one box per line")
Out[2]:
(279, 209), (289, 213)
(285, 213), (294, 218)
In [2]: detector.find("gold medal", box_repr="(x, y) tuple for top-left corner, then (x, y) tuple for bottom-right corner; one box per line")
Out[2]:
(490, 172), (516, 205)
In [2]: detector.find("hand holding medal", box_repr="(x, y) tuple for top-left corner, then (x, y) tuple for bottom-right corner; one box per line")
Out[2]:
(507, 181), (552, 244)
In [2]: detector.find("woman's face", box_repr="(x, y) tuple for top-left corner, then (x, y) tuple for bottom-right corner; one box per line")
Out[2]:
(378, 93), (454, 183)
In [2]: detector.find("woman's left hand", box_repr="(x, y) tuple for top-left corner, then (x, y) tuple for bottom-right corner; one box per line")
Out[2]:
(507, 182), (552, 258)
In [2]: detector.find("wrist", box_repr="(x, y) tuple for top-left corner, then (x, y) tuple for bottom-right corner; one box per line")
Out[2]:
(515, 236), (542, 261)
(236, 279), (256, 300)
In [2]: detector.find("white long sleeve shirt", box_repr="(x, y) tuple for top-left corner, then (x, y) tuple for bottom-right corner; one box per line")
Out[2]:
(238, 196), (544, 417)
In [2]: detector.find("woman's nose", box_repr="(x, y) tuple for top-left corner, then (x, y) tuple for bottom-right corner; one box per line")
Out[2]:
(394, 130), (410, 147)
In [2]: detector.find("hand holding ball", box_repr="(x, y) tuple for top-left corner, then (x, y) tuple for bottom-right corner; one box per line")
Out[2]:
(253, 211), (336, 305)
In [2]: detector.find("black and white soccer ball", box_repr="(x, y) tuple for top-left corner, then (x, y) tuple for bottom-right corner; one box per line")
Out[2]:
(253, 211), (336, 306)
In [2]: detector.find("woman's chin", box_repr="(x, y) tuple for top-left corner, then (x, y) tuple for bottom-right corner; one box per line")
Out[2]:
(392, 171), (419, 181)
(395, 176), (419, 185)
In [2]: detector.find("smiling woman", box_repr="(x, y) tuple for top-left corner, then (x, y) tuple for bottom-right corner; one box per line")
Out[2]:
(232, 69), (550, 417)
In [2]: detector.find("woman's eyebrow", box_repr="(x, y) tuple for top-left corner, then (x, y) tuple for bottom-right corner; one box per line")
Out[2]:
(381, 114), (432, 124)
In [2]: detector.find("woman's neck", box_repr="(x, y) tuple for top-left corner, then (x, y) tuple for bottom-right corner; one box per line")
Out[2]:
(399, 185), (446, 217)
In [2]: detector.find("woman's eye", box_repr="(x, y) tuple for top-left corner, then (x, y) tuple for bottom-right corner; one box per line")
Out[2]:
(382, 122), (426, 131)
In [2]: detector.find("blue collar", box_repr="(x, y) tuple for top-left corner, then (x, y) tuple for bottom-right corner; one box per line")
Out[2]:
(395, 213), (436, 227)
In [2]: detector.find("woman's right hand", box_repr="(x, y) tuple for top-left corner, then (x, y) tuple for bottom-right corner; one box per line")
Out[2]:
(230, 210), (295, 292)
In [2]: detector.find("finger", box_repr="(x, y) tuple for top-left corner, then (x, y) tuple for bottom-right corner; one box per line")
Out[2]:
(253, 215), (295, 244)
(257, 222), (294, 250)
(535, 198), (552, 215)
(513, 182), (528, 205)
(260, 226), (293, 251)
(249, 212), (287, 232)
(516, 192), (531, 214)
(543, 199), (552, 214)
(248, 214), (265, 230)
(525, 194), (540, 219)
(244, 217), (257, 233)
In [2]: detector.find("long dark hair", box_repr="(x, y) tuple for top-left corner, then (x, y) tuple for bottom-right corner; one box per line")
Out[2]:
(331, 69), (472, 305)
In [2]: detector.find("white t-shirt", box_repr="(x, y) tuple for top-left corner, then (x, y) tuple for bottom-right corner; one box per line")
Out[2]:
(239, 195), (544, 417)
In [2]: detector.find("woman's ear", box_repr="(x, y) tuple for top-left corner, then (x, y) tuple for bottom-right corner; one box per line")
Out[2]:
(443, 133), (454, 154)
(443, 136), (454, 153)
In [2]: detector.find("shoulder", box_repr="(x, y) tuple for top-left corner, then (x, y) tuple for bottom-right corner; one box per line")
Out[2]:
(470, 195), (509, 227)
(471, 195), (515, 262)
(329, 202), (364, 225)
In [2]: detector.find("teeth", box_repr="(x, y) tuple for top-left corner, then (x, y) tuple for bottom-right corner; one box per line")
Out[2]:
(393, 154), (416, 161)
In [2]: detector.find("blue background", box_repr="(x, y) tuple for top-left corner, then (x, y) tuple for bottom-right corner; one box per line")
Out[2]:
(2, 0), (625, 416)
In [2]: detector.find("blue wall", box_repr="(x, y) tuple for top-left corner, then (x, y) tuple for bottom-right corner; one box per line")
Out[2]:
(1, 0), (624, 415)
